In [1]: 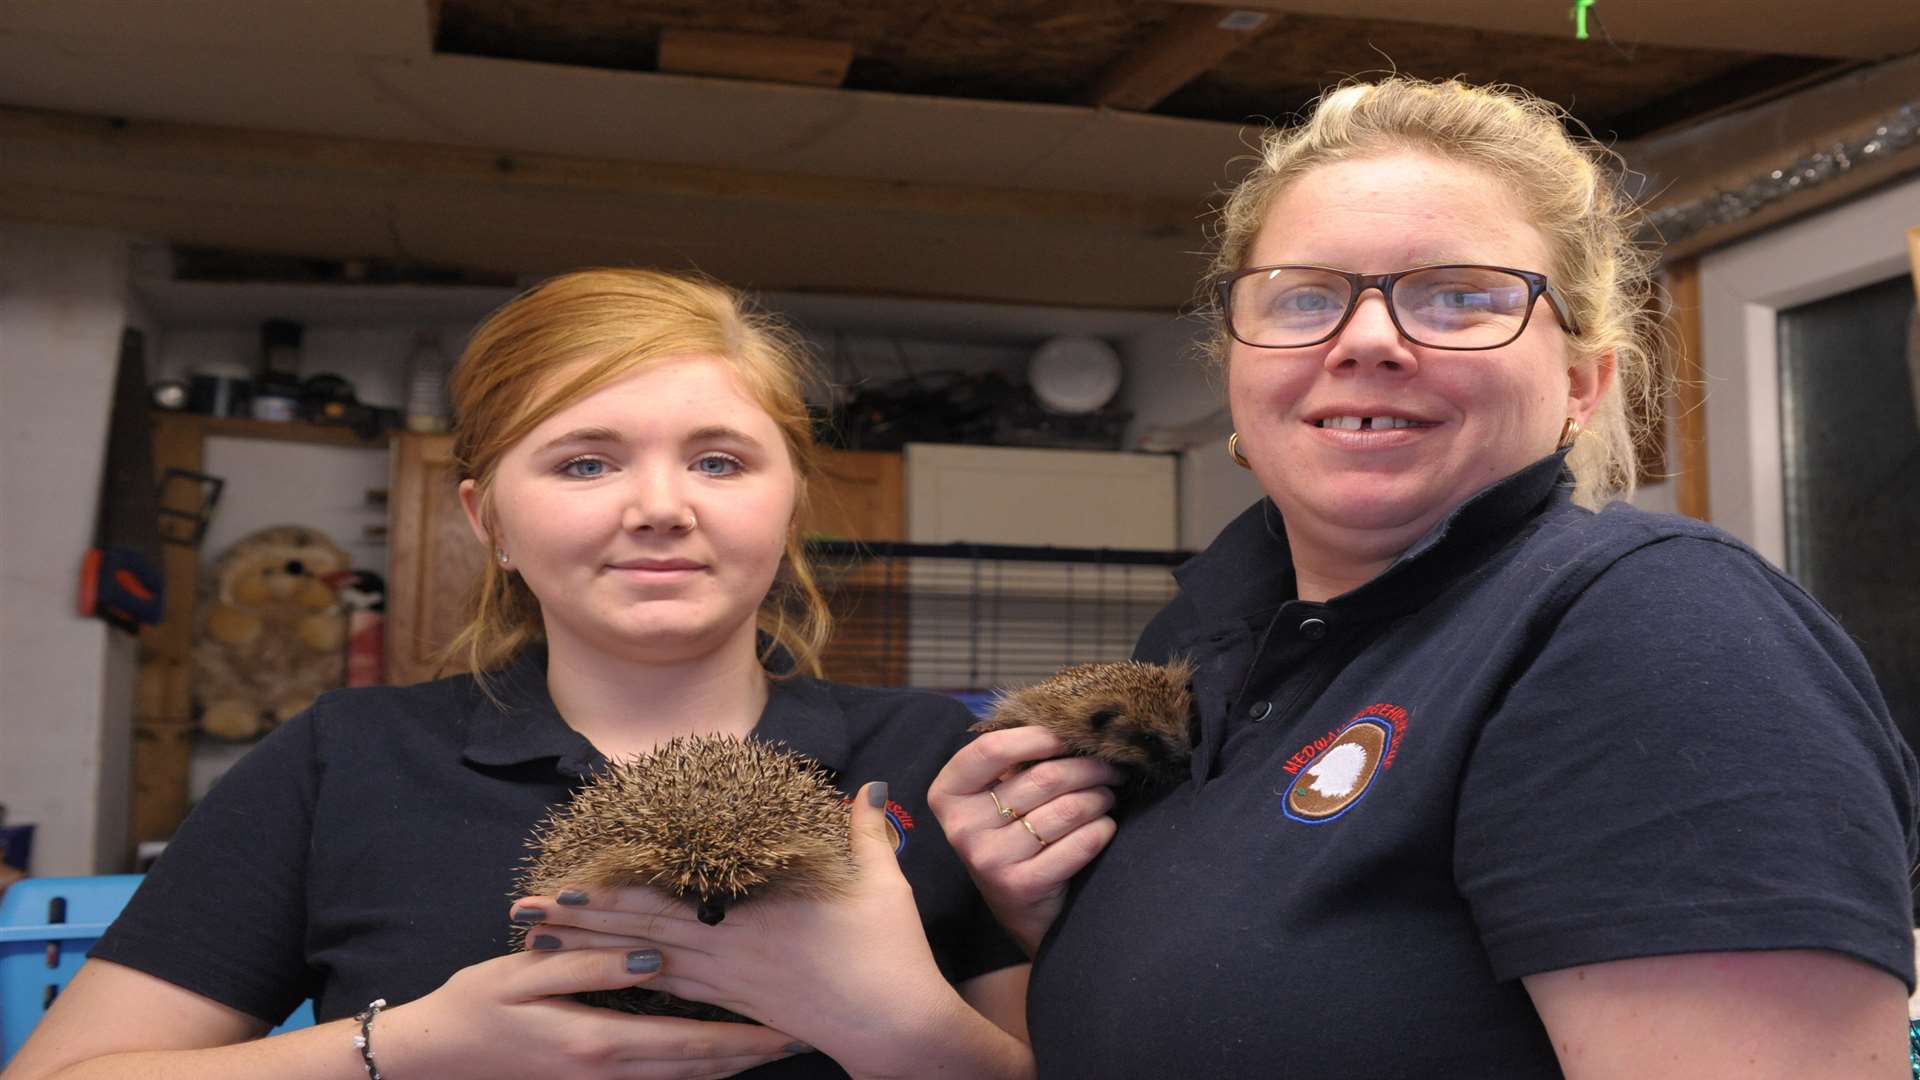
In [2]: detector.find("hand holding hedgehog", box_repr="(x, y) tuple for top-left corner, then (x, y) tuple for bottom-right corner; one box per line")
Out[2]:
(967, 659), (1197, 787)
(514, 771), (992, 1080)
(511, 734), (857, 1021)
(930, 659), (1196, 956)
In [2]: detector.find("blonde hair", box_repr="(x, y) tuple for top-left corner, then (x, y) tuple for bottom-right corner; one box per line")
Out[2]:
(1206, 77), (1661, 507)
(443, 268), (833, 680)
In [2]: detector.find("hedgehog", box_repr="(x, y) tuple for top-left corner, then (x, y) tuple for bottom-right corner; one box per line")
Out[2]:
(517, 733), (855, 1020)
(969, 659), (1197, 788)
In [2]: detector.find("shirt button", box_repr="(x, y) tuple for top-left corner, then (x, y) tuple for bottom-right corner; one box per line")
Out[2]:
(1248, 700), (1272, 721)
(1299, 617), (1328, 640)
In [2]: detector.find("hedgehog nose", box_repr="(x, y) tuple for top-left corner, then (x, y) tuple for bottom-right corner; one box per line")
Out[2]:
(696, 898), (728, 925)
(284, 559), (306, 576)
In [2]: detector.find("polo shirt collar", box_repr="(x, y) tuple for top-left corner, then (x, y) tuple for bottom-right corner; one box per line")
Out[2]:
(461, 647), (853, 777)
(1174, 449), (1574, 625)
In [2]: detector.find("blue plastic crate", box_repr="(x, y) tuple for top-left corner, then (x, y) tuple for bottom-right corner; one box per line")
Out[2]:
(0, 875), (314, 1064)
(946, 689), (1001, 718)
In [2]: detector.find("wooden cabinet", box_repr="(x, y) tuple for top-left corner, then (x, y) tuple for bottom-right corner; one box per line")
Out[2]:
(384, 434), (492, 687)
(383, 437), (906, 687)
(804, 450), (903, 543)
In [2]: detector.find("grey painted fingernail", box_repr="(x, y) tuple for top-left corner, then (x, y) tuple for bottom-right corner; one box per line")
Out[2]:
(530, 934), (561, 951)
(626, 949), (662, 974)
(867, 781), (888, 807)
(510, 906), (544, 924)
(783, 1042), (814, 1054)
(556, 888), (589, 906)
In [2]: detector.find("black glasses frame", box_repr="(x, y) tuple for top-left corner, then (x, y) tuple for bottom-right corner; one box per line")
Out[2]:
(1215, 263), (1583, 351)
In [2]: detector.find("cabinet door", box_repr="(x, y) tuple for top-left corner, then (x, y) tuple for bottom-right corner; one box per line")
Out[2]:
(386, 434), (488, 686)
(802, 450), (904, 541)
(803, 450), (906, 685)
(904, 444), (1176, 548)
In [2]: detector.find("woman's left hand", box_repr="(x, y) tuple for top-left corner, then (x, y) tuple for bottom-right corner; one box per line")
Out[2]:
(512, 782), (973, 1078)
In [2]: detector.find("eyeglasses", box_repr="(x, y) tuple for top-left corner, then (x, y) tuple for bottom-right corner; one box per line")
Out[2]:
(1216, 264), (1582, 351)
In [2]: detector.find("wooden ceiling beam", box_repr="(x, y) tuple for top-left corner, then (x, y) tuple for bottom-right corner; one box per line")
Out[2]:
(1085, 6), (1272, 111)
(0, 106), (1196, 232)
(1177, 0), (1920, 58)
(1626, 53), (1920, 260)
(0, 105), (1210, 308)
(657, 28), (853, 89)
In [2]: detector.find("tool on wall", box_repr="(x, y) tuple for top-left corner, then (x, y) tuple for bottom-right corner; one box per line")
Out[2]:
(77, 329), (166, 632)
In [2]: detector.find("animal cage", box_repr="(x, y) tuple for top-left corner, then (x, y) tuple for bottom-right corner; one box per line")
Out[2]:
(804, 540), (1189, 693)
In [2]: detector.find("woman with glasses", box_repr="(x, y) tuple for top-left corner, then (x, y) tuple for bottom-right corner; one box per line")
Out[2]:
(932, 78), (1917, 1077)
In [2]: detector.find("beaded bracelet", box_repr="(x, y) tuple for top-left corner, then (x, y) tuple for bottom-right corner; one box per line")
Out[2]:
(351, 997), (388, 1080)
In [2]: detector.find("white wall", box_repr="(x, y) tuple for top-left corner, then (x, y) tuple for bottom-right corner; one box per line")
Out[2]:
(1118, 315), (1266, 550)
(0, 224), (136, 875)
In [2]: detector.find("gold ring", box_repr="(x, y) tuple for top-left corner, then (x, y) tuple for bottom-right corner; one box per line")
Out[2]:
(988, 790), (1019, 820)
(1019, 817), (1047, 848)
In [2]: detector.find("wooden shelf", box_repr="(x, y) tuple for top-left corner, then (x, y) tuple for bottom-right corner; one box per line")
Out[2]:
(155, 411), (392, 449)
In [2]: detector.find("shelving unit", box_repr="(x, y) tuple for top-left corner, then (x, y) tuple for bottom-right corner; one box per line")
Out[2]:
(134, 413), (390, 844)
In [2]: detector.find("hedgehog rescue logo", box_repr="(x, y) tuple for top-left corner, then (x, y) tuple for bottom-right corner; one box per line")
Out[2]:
(882, 799), (915, 852)
(844, 796), (917, 852)
(1281, 703), (1409, 824)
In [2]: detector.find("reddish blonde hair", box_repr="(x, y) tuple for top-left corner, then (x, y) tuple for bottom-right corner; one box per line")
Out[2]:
(442, 268), (832, 679)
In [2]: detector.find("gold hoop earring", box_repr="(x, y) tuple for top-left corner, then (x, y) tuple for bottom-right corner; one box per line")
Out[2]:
(1557, 417), (1582, 450)
(1227, 432), (1251, 469)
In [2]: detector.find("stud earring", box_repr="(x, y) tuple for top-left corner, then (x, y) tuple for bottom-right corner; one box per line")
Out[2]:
(1227, 432), (1251, 469)
(496, 548), (510, 566)
(1557, 417), (1582, 450)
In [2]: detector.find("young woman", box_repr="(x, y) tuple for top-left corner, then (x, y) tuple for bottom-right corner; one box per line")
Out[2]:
(13, 270), (1032, 1080)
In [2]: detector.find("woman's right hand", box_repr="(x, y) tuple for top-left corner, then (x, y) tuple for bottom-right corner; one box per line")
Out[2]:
(929, 726), (1127, 956)
(377, 946), (807, 1080)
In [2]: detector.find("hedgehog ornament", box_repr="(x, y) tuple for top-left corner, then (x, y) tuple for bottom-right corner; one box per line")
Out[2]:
(517, 733), (856, 1019)
(192, 525), (351, 740)
(969, 659), (1197, 787)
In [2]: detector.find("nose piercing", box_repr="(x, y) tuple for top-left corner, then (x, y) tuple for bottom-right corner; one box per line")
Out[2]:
(681, 510), (697, 530)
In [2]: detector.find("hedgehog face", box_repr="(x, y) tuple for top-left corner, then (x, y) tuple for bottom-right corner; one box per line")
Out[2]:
(520, 734), (854, 916)
(1071, 698), (1194, 778)
(216, 528), (349, 611)
(517, 734), (856, 1020)
(972, 660), (1197, 787)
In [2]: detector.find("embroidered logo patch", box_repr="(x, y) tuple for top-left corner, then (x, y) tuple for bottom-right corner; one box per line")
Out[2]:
(841, 798), (915, 852)
(1282, 704), (1408, 824)
(883, 800), (915, 853)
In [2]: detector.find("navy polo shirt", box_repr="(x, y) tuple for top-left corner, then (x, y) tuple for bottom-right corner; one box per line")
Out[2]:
(1028, 453), (1919, 1078)
(94, 651), (1025, 1078)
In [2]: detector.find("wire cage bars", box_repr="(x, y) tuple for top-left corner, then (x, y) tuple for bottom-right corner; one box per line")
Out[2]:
(804, 540), (1189, 692)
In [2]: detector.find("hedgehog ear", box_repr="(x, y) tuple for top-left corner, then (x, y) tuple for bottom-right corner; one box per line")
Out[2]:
(1086, 709), (1121, 730)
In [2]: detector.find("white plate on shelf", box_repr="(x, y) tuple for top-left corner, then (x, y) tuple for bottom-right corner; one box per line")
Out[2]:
(1028, 335), (1121, 414)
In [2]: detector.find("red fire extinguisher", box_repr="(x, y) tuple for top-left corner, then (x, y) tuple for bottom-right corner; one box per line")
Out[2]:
(337, 571), (386, 687)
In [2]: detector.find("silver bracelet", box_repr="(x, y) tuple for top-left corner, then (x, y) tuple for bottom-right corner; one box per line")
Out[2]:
(351, 997), (388, 1080)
